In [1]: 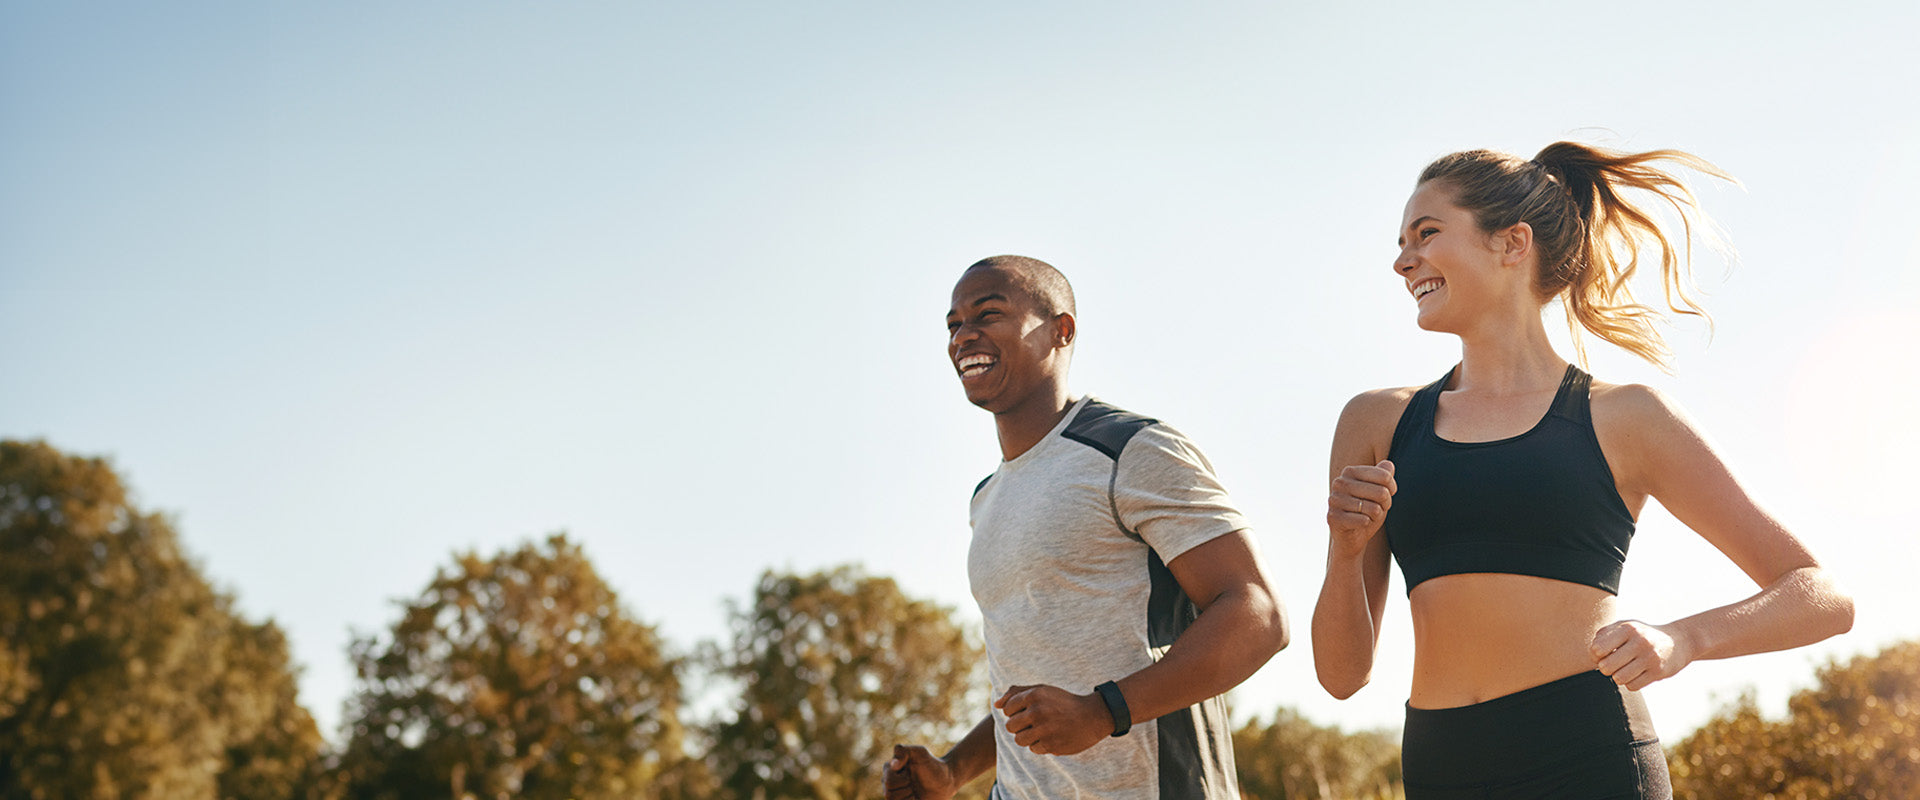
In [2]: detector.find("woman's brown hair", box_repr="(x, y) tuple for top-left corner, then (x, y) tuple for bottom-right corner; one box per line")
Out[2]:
(1419, 142), (1736, 368)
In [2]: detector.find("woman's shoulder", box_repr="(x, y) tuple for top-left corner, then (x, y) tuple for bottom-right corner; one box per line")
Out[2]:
(1587, 379), (1706, 493)
(1334, 384), (1425, 438)
(1329, 385), (1425, 467)
(1588, 379), (1691, 431)
(1344, 384), (1424, 416)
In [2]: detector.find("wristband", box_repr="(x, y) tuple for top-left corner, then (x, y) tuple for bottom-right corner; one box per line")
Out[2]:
(1094, 681), (1131, 737)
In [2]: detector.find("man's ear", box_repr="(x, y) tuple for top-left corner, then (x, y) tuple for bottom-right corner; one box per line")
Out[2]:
(1053, 312), (1076, 349)
(1500, 222), (1535, 267)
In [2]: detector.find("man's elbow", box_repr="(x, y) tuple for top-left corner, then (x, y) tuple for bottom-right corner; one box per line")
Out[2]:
(1268, 605), (1291, 655)
(1255, 588), (1290, 658)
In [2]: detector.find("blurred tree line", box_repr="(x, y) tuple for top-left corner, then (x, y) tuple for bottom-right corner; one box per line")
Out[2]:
(1669, 640), (1920, 800)
(4, 440), (1914, 799)
(0, 440), (321, 798)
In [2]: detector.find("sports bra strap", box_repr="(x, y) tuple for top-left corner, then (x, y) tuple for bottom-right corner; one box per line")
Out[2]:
(1387, 368), (1453, 455)
(1391, 364), (1593, 451)
(1547, 364), (1592, 424)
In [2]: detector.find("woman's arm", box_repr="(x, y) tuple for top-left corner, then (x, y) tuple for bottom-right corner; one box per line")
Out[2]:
(1589, 384), (1855, 690)
(1311, 390), (1405, 699)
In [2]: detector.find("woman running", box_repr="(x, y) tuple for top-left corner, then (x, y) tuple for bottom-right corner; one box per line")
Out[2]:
(1311, 141), (1854, 799)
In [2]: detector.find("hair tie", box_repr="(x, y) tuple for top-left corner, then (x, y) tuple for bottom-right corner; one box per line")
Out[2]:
(1530, 158), (1563, 184)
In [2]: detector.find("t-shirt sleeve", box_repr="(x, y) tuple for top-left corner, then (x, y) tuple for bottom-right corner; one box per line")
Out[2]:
(1112, 423), (1250, 564)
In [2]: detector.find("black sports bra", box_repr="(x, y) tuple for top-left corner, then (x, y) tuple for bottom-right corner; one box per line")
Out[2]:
(1381, 365), (1637, 595)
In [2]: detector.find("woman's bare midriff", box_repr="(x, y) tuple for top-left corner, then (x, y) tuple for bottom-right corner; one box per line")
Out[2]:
(1406, 572), (1620, 709)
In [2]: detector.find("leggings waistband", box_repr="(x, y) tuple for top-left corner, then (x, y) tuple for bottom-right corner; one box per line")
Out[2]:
(1403, 670), (1660, 788)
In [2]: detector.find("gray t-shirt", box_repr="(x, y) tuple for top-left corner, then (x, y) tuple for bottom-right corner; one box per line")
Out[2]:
(968, 397), (1249, 800)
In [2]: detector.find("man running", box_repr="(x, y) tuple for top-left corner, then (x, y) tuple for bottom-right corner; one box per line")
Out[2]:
(885, 255), (1288, 799)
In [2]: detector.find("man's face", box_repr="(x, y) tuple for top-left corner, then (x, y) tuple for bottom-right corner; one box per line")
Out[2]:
(945, 266), (1063, 414)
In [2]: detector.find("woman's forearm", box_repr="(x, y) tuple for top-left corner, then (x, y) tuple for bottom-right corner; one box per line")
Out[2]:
(1312, 547), (1382, 699)
(1670, 566), (1854, 663)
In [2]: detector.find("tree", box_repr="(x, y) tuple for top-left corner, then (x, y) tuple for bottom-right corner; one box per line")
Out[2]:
(334, 533), (697, 800)
(0, 439), (321, 799)
(1668, 639), (1920, 800)
(1233, 707), (1403, 800)
(215, 616), (330, 800)
(707, 565), (986, 800)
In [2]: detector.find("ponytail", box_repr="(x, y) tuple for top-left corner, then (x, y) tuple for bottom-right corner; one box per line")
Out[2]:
(1419, 142), (1736, 368)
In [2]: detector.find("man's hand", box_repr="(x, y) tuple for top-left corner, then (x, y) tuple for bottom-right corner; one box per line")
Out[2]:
(994, 684), (1111, 757)
(884, 744), (960, 800)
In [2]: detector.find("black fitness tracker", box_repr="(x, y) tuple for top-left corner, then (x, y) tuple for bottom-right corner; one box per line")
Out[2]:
(1094, 680), (1131, 737)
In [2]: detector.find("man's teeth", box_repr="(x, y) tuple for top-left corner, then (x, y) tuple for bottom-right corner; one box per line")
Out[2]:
(958, 355), (995, 376)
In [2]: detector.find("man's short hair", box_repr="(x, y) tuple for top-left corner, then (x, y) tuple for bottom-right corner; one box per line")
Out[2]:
(965, 255), (1076, 319)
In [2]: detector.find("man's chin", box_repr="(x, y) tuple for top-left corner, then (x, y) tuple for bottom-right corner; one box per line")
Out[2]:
(962, 387), (1009, 413)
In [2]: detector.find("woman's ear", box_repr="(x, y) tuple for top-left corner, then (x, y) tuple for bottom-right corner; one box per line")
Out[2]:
(1500, 222), (1535, 267)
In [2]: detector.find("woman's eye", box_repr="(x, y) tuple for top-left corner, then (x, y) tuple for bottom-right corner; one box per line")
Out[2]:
(1420, 228), (1439, 239)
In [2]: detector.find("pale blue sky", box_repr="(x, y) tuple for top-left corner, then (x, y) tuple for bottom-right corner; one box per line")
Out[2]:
(5, 2), (1917, 745)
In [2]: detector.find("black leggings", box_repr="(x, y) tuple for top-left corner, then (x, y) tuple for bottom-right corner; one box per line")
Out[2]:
(1401, 670), (1671, 800)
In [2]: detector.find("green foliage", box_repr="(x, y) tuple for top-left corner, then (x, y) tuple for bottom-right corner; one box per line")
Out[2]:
(1233, 707), (1403, 800)
(1669, 640), (1920, 800)
(707, 566), (986, 800)
(334, 533), (698, 800)
(0, 440), (322, 800)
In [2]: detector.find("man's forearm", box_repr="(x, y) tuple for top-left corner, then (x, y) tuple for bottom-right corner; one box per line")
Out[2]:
(1114, 582), (1287, 724)
(942, 713), (997, 783)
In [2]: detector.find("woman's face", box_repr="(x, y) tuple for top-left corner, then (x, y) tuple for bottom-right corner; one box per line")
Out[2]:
(1393, 181), (1516, 333)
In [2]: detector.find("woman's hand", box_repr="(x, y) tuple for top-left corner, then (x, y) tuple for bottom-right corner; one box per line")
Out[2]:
(1327, 460), (1396, 558)
(1591, 619), (1696, 691)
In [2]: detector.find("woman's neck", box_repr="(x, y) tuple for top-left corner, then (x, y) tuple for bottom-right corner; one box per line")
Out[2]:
(1451, 315), (1566, 395)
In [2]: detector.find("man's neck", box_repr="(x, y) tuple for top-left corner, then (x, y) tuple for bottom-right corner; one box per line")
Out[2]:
(992, 388), (1075, 462)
